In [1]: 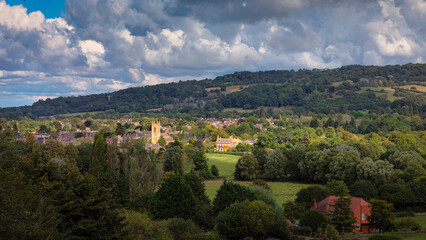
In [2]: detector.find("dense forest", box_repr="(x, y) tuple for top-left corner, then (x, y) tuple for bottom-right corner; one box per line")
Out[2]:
(0, 64), (425, 119)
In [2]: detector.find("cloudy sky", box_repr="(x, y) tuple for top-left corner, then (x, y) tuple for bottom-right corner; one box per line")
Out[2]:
(0, 0), (425, 107)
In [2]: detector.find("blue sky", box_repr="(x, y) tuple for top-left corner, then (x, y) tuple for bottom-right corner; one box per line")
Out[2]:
(0, 0), (425, 107)
(7, 0), (65, 18)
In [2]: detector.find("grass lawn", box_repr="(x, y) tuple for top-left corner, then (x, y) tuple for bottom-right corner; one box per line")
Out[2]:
(403, 233), (426, 240)
(413, 215), (426, 229)
(206, 153), (240, 178)
(397, 215), (426, 230)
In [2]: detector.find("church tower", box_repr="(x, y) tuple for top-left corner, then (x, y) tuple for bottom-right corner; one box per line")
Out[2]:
(151, 120), (161, 144)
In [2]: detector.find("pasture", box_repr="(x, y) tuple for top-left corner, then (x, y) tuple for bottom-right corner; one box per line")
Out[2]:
(205, 153), (317, 206)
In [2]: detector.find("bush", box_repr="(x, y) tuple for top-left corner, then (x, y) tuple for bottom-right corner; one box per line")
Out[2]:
(396, 217), (421, 231)
(300, 210), (326, 231)
(251, 179), (271, 190)
(120, 209), (173, 240)
(216, 200), (290, 239)
(325, 224), (339, 240)
(368, 234), (402, 240)
(210, 165), (219, 177)
(167, 218), (202, 240)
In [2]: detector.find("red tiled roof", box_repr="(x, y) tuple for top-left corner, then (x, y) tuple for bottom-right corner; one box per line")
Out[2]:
(313, 196), (370, 212)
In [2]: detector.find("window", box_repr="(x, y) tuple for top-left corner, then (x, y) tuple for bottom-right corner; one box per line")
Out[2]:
(362, 213), (365, 220)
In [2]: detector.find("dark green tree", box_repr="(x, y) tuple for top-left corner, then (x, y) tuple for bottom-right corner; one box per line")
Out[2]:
(89, 130), (107, 179)
(264, 149), (288, 181)
(150, 174), (196, 220)
(349, 180), (378, 200)
(330, 197), (357, 233)
(326, 180), (350, 196)
(213, 181), (256, 215)
(192, 151), (208, 171)
(300, 209), (327, 231)
(295, 186), (329, 209)
(234, 153), (260, 181)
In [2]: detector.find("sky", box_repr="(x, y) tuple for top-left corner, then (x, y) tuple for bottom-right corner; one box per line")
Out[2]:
(0, 0), (425, 107)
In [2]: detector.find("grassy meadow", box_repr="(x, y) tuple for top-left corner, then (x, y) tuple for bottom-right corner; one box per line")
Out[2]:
(205, 153), (317, 206)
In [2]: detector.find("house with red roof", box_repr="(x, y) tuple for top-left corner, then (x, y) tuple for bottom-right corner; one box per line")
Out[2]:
(312, 196), (375, 233)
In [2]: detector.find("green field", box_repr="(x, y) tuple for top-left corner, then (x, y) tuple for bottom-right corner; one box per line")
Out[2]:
(204, 180), (316, 206)
(397, 215), (426, 230)
(204, 153), (316, 206)
(403, 233), (426, 240)
(206, 153), (240, 178)
(359, 87), (403, 102)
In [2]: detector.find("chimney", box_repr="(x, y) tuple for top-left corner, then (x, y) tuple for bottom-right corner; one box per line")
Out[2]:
(313, 199), (318, 209)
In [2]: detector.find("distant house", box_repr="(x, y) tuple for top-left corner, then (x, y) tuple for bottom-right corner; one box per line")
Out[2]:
(215, 136), (255, 151)
(312, 196), (375, 233)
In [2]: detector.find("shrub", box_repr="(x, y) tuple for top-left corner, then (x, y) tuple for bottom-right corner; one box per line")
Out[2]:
(325, 224), (339, 240)
(216, 200), (290, 239)
(251, 179), (271, 190)
(396, 217), (421, 231)
(120, 209), (173, 240)
(300, 210), (326, 231)
(167, 218), (202, 240)
(210, 165), (219, 177)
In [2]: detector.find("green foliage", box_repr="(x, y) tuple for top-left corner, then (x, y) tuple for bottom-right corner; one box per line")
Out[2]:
(368, 199), (396, 233)
(295, 186), (329, 209)
(234, 153), (260, 181)
(327, 150), (360, 185)
(213, 181), (256, 215)
(326, 180), (350, 196)
(184, 171), (210, 205)
(158, 135), (167, 147)
(330, 197), (357, 233)
(216, 200), (290, 240)
(150, 174), (197, 220)
(248, 185), (280, 210)
(167, 218), (202, 240)
(264, 149), (288, 181)
(349, 180), (378, 200)
(397, 217), (421, 231)
(251, 179), (271, 190)
(192, 151), (208, 171)
(300, 210), (327, 231)
(325, 224), (339, 240)
(120, 209), (173, 240)
(164, 146), (186, 175)
(90, 130), (107, 179)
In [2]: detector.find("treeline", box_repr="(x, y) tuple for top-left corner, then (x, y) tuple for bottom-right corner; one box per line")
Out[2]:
(0, 63), (425, 119)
